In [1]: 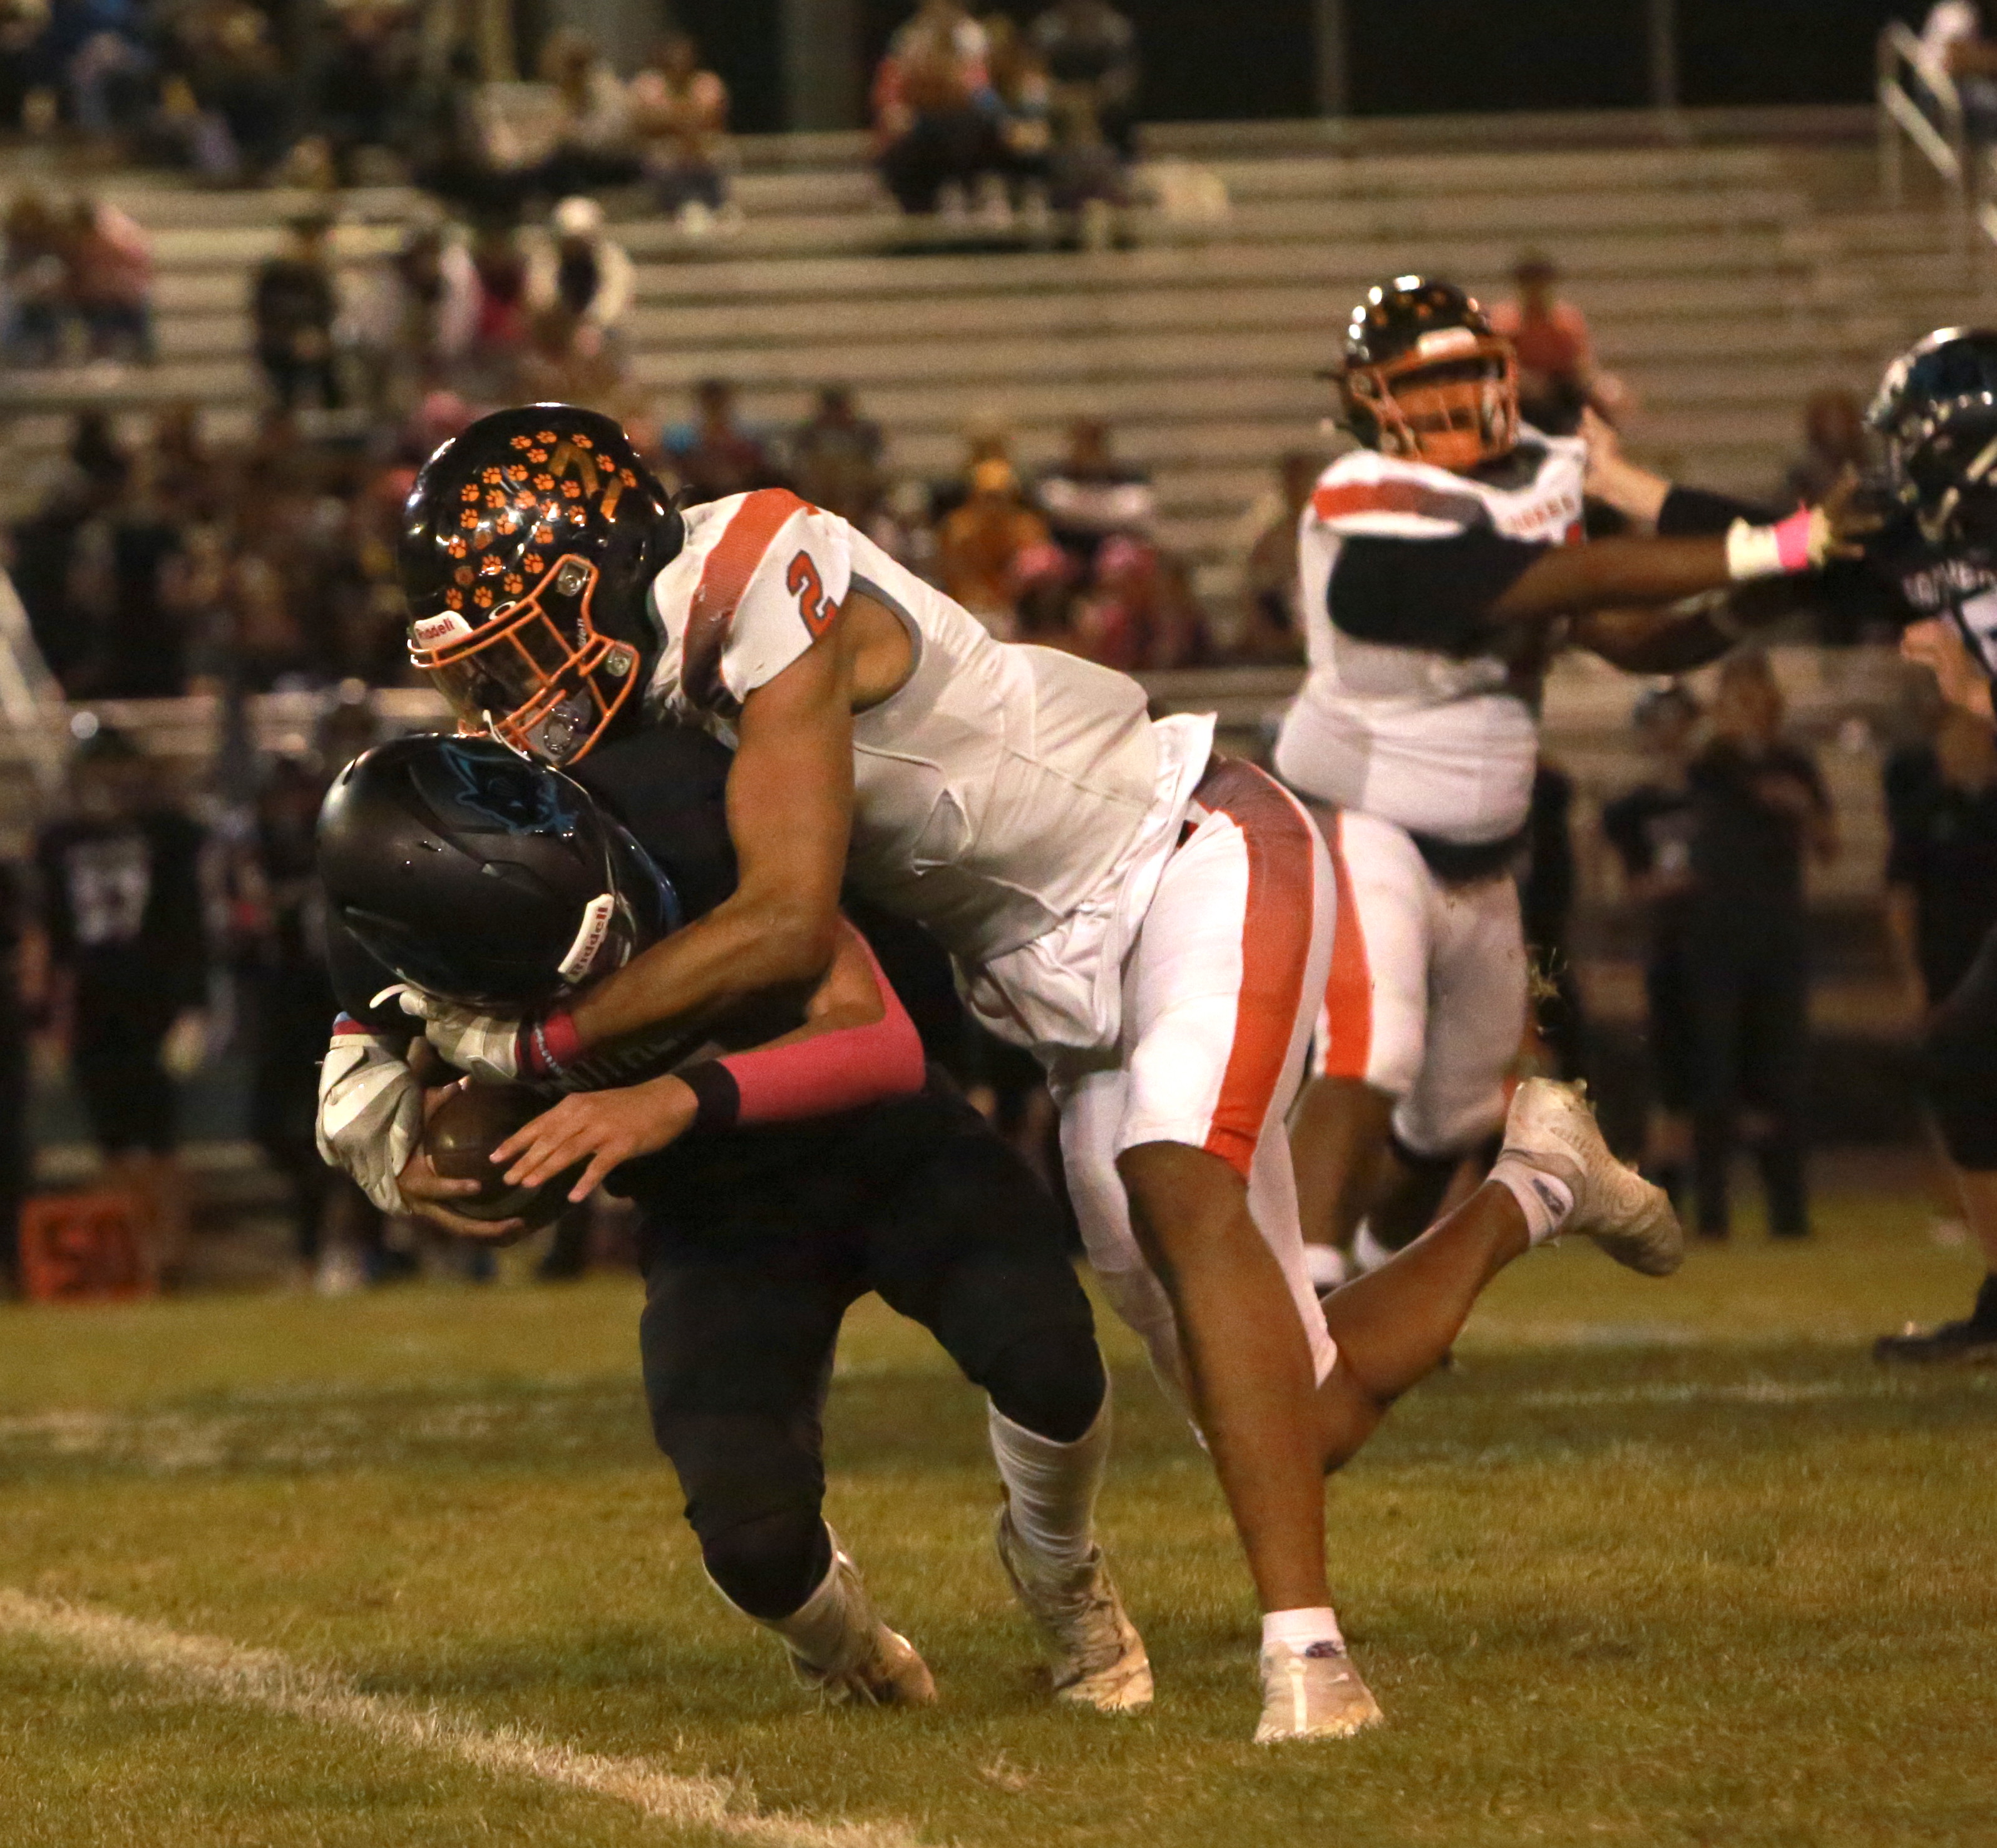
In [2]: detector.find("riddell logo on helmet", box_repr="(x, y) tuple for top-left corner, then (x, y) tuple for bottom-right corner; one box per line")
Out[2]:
(413, 613), (476, 649)
(558, 892), (619, 984)
(1416, 327), (1479, 361)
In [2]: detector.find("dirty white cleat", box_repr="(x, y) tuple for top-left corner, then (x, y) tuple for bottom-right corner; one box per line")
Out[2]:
(770, 1532), (937, 1707)
(1499, 1078), (1684, 1277)
(1254, 1639), (1384, 1743)
(995, 1507), (1153, 1712)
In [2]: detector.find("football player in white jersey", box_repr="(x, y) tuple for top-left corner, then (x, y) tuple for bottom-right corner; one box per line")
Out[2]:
(362, 406), (1710, 1742)
(1276, 277), (1876, 1285)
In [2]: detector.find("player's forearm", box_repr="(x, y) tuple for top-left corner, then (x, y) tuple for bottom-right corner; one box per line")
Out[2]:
(1496, 535), (1733, 622)
(565, 889), (839, 1051)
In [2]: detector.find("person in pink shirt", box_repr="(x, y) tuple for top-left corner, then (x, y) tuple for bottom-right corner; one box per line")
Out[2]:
(1487, 250), (1628, 434)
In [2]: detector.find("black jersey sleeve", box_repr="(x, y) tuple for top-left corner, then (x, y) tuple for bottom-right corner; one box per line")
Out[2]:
(1656, 485), (1772, 536)
(1328, 530), (1548, 655)
(570, 724), (740, 923)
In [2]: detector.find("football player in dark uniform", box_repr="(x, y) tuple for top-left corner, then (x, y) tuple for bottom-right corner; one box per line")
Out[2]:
(1862, 329), (1997, 1362)
(314, 729), (1151, 1713)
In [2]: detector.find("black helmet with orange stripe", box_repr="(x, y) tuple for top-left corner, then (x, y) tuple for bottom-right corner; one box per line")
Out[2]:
(1330, 277), (1519, 472)
(399, 404), (683, 766)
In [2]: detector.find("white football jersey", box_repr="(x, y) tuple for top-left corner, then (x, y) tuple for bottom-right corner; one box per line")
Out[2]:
(643, 490), (1200, 999)
(1273, 433), (1586, 845)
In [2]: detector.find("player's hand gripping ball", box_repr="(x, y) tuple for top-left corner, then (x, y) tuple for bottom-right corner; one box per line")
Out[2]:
(421, 1082), (587, 1241)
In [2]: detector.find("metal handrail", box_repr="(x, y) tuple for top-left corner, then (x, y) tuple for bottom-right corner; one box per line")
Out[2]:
(1879, 19), (1971, 255)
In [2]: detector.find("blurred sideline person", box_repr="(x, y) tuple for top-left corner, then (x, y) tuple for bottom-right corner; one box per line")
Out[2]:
(34, 721), (208, 1286)
(1681, 652), (1835, 1241)
(1602, 684), (1704, 1210)
(1864, 328), (1997, 1360)
(1275, 278), (1870, 1288)
(388, 405), (1692, 1743)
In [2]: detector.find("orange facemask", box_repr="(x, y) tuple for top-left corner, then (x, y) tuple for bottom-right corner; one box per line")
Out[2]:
(1343, 327), (1519, 471)
(408, 553), (642, 767)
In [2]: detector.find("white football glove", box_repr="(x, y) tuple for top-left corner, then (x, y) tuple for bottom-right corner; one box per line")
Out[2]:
(398, 990), (523, 1084)
(315, 1027), (423, 1215)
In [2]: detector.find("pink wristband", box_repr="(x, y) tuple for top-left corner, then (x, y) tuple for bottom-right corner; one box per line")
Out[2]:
(1772, 506), (1815, 573)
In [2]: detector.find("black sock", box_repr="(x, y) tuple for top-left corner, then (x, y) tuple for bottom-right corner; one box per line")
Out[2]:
(1969, 1273), (1997, 1331)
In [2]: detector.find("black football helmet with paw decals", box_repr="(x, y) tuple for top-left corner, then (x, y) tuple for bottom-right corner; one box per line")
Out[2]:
(399, 405), (683, 766)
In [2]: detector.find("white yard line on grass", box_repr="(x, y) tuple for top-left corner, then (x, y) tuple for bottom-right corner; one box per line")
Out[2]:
(0, 1589), (924, 1848)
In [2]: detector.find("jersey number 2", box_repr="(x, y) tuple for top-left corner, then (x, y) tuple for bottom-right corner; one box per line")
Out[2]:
(786, 552), (838, 639)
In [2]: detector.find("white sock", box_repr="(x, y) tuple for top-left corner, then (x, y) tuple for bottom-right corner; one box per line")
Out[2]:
(1262, 1606), (1345, 1655)
(1487, 1152), (1576, 1245)
(1305, 1242), (1348, 1293)
(988, 1394), (1109, 1578)
(1350, 1221), (1394, 1275)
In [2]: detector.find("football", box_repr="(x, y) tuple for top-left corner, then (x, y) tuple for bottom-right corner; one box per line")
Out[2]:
(421, 1081), (583, 1238)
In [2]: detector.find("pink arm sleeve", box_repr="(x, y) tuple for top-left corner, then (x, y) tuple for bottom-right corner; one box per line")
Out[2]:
(687, 933), (927, 1128)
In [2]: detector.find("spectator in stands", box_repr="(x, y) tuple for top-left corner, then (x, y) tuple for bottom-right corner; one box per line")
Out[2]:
(3, 185), (69, 364)
(63, 195), (152, 362)
(313, 0), (420, 185)
(1920, 3), (1997, 146)
(535, 28), (639, 200)
(1683, 651), (1836, 1241)
(941, 456), (1059, 636)
(662, 377), (779, 505)
(512, 304), (632, 419)
(1785, 386), (1874, 508)
(984, 16), (1052, 201)
(873, 0), (1005, 216)
(789, 384), (886, 525)
(36, 720), (209, 1289)
(630, 32), (731, 230)
(467, 220), (530, 374)
(1034, 414), (1154, 577)
(68, 444), (189, 696)
(52, 0), (151, 143)
(1032, 0), (1138, 157)
(347, 218), (478, 413)
(523, 195), (633, 357)
(1235, 448), (1317, 664)
(1065, 531), (1206, 668)
(253, 215), (341, 411)
(0, 0), (47, 135)
(1489, 251), (1627, 434)
(1602, 683), (1704, 1211)
(136, 72), (242, 181)
(172, 0), (291, 177)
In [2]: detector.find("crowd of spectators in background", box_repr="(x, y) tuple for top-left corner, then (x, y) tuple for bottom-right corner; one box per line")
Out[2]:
(872, 0), (1136, 227)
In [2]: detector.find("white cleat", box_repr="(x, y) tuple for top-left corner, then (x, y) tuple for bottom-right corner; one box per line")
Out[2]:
(776, 1537), (937, 1708)
(1255, 1639), (1384, 1743)
(995, 1507), (1153, 1713)
(1503, 1078), (1684, 1277)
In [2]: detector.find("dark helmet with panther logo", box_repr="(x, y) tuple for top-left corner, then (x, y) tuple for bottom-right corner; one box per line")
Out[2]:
(399, 405), (684, 766)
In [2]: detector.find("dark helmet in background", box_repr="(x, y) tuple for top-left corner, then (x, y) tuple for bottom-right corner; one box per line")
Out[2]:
(317, 733), (681, 1010)
(1869, 327), (1997, 555)
(399, 404), (683, 766)
(1330, 276), (1519, 471)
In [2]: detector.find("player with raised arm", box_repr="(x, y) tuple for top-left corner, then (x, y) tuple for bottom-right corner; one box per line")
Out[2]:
(375, 404), (1737, 1742)
(314, 727), (1150, 1713)
(1276, 277), (1875, 1288)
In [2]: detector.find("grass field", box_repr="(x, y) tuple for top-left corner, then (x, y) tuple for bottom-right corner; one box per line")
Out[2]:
(3, 1183), (1995, 1848)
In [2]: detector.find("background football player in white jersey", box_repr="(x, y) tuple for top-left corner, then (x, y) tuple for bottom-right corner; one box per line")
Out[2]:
(366, 404), (1803, 1743)
(1276, 277), (1876, 1286)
